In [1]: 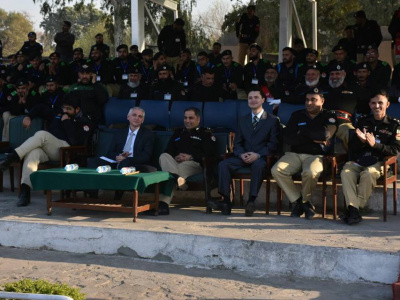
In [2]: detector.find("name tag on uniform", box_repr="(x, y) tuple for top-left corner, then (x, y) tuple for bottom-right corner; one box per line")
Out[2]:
(96, 75), (101, 81)
(130, 93), (138, 98)
(298, 122), (306, 126)
(183, 81), (188, 87)
(251, 78), (259, 84)
(122, 74), (128, 80)
(175, 38), (180, 42)
(164, 93), (172, 100)
(375, 137), (381, 144)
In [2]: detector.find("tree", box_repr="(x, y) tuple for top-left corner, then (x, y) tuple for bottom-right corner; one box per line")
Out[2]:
(196, 0), (230, 43)
(0, 9), (34, 56)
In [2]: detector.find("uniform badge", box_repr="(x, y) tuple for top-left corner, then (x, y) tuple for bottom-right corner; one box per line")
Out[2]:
(285, 90), (290, 96)
(7, 96), (12, 101)
(321, 72), (326, 78)
(329, 118), (336, 123)
(83, 125), (90, 132)
(396, 129), (400, 140)
(211, 136), (216, 142)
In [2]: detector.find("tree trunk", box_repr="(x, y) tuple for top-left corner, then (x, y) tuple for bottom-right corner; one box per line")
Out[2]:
(110, 0), (125, 48)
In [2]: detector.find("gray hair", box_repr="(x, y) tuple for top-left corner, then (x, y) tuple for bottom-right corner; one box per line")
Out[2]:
(128, 106), (145, 117)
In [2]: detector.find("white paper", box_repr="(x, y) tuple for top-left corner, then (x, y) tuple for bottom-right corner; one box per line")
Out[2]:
(100, 156), (117, 163)
(267, 99), (281, 105)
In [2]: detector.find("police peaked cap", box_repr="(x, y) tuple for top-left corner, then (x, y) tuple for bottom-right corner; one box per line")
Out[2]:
(45, 76), (58, 83)
(355, 62), (371, 71)
(249, 43), (262, 52)
(305, 48), (318, 56)
(306, 64), (322, 72)
(157, 64), (173, 72)
(62, 93), (80, 108)
(354, 10), (366, 18)
(221, 49), (232, 57)
(78, 64), (93, 73)
(306, 87), (325, 96)
(73, 48), (83, 54)
(328, 63), (345, 72)
(142, 49), (153, 56)
(365, 44), (378, 54)
(49, 52), (61, 58)
(180, 48), (191, 56)
(28, 32), (36, 37)
(128, 67), (141, 74)
(16, 78), (29, 86)
(332, 45), (347, 53)
(265, 64), (277, 72)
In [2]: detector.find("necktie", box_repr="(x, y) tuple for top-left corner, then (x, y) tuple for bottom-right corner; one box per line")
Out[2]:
(123, 132), (134, 153)
(252, 115), (259, 129)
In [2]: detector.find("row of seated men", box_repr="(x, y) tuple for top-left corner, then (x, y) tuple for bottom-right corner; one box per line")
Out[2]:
(0, 85), (398, 227)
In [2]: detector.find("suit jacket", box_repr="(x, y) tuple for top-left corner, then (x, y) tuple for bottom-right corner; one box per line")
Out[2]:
(108, 126), (155, 165)
(233, 110), (280, 157)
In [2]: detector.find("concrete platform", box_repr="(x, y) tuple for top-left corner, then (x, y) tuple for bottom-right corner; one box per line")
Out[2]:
(0, 171), (399, 287)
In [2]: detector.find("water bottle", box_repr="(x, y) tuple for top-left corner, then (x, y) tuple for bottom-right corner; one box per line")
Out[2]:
(96, 165), (111, 173)
(64, 164), (79, 171)
(120, 167), (136, 174)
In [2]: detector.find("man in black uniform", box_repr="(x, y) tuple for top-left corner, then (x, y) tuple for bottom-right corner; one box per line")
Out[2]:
(276, 47), (298, 93)
(243, 43), (270, 93)
(338, 25), (357, 61)
(110, 44), (138, 96)
(208, 42), (222, 66)
(26, 54), (47, 90)
(19, 32), (43, 59)
(297, 48), (327, 85)
(324, 64), (357, 151)
(236, 5), (260, 66)
(129, 45), (142, 61)
(194, 51), (212, 82)
(214, 50), (244, 100)
(327, 45), (356, 84)
(117, 67), (148, 103)
(89, 33), (110, 59)
(149, 64), (186, 103)
(54, 21), (75, 63)
(22, 76), (66, 129)
(159, 107), (217, 214)
(9, 51), (30, 84)
(68, 48), (87, 84)
(46, 52), (69, 86)
(87, 46), (113, 95)
(175, 48), (197, 94)
(188, 68), (224, 102)
(272, 88), (337, 219)
(0, 95), (95, 207)
(293, 38), (307, 64)
(67, 64), (109, 126)
(353, 10), (382, 62)
(0, 75), (19, 140)
(341, 91), (400, 224)
(138, 48), (154, 89)
(354, 62), (377, 116)
(364, 45), (391, 91)
(157, 18), (186, 69)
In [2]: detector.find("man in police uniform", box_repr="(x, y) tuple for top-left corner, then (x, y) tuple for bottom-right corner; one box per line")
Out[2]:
(68, 48), (86, 84)
(157, 18), (186, 68)
(89, 33), (110, 59)
(327, 45), (356, 84)
(189, 68), (226, 102)
(276, 47), (298, 92)
(0, 95), (94, 207)
(87, 46), (113, 95)
(243, 44), (270, 93)
(117, 67), (148, 102)
(340, 91), (400, 224)
(138, 48), (154, 92)
(364, 45), (391, 91)
(214, 49), (244, 100)
(159, 107), (216, 215)
(209, 42), (222, 66)
(19, 32), (43, 59)
(235, 5), (260, 66)
(272, 88), (337, 219)
(324, 63), (357, 151)
(260, 65), (285, 103)
(46, 52), (69, 86)
(110, 44), (138, 96)
(354, 62), (377, 116)
(296, 48), (327, 85)
(175, 48), (197, 93)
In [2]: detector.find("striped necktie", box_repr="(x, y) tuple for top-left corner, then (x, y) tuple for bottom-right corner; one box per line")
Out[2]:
(252, 115), (259, 129)
(123, 132), (134, 153)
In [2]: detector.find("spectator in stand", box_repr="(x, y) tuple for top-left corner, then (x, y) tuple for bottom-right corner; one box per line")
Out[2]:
(138, 49), (154, 96)
(297, 48), (327, 85)
(194, 51), (211, 82)
(89, 33), (110, 59)
(327, 45), (356, 84)
(353, 10), (382, 63)
(110, 44), (137, 96)
(209, 42), (222, 66)
(235, 5), (260, 66)
(389, 7), (400, 64)
(46, 52), (69, 86)
(214, 49), (244, 100)
(293, 38), (307, 64)
(0, 74), (19, 140)
(54, 21), (75, 63)
(354, 62), (376, 116)
(338, 25), (357, 62)
(129, 45), (142, 61)
(9, 51), (30, 84)
(68, 48), (86, 85)
(243, 44), (270, 93)
(364, 45), (391, 91)
(189, 68), (226, 102)
(19, 32), (43, 59)
(175, 49), (197, 94)
(260, 65), (285, 103)
(157, 18), (186, 69)
(87, 46), (113, 96)
(26, 54), (47, 92)
(118, 67), (148, 103)
(6, 55), (17, 82)
(276, 47), (298, 92)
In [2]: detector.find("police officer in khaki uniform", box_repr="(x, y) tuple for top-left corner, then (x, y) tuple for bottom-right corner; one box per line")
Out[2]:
(340, 91), (400, 224)
(159, 107), (216, 215)
(271, 88), (337, 219)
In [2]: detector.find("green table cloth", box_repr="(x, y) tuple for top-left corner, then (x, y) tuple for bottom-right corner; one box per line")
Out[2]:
(31, 168), (173, 195)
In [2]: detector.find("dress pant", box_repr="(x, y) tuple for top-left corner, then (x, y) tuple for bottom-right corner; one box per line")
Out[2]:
(237, 42), (249, 66)
(15, 130), (69, 188)
(159, 153), (203, 204)
(218, 156), (266, 199)
(271, 152), (324, 203)
(2, 111), (16, 141)
(341, 161), (383, 209)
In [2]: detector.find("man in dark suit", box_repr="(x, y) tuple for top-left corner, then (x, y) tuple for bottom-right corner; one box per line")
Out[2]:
(211, 87), (280, 216)
(87, 107), (155, 198)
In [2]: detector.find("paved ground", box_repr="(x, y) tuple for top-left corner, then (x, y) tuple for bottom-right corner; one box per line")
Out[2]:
(0, 246), (392, 300)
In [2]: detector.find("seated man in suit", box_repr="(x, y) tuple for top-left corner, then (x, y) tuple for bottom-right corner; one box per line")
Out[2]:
(87, 107), (155, 199)
(159, 107), (217, 215)
(271, 88), (337, 220)
(211, 86), (280, 216)
(340, 91), (400, 224)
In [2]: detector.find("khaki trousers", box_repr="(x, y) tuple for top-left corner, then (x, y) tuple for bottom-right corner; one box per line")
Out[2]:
(159, 153), (203, 204)
(238, 42), (249, 66)
(106, 84), (120, 97)
(166, 56), (180, 70)
(2, 111), (16, 141)
(336, 122), (355, 152)
(15, 131), (69, 188)
(271, 152), (324, 203)
(341, 161), (383, 209)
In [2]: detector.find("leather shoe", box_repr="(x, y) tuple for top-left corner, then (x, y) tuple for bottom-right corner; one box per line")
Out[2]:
(0, 152), (20, 172)
(290, 202), (304, 217)
(220, 202), (231, 215)
(17, 184), (31, 207)
(347, 206), (362, 225)
(302, 201), (316, 220)
(158, 201), (170, 215)
(245, 201), (256, 216)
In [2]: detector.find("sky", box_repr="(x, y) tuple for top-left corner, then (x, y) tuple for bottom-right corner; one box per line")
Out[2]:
(3, 0), (217, 32)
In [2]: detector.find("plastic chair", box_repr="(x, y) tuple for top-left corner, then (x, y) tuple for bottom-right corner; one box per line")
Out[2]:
(139, 100), (170, 129)
(103, 97), (136, 126)
(203, 102), (237, 132)
(277, 103), (304, 126)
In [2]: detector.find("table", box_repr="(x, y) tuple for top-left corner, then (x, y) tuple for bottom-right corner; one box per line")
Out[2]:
(30, 168), (172, 222)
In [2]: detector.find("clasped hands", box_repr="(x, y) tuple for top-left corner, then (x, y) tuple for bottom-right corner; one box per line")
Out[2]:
(356, 128), (376, 147)
(175, 153), (192, 163)
(240, 152), (259, 164)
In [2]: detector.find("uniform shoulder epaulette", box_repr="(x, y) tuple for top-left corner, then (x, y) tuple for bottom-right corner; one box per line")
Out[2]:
(350, 60), (356, 64)
(46, 63), (50, 67)
(86, 59), (92, 63)
(216, 63), (222, 67)
(61, 62), (66, 67)
(262, 59), (269, 64)
(62, 87), (68, 93)
(382, 61), (388, 66)
(107, 57), (114, 61)
(388, 115), (400, 125)
(320, 62), (327, 67)
(233, 62), (239, 67)
(31, 90), (37, 96)
(27, 64), (32, 69)
(298, 63), (304, 67)
(11, 91), (17, 96)
(7, 84), (13, 89)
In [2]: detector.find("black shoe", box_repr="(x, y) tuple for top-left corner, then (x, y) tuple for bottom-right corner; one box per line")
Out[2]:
(302, 201), (316, 220)
(17, 184), (31, 207)
(114, 190), (124, 201)
(245, 201), (256, 217)
(339, 210), (350, 223)
(220, 202), (231, 215)
(347, 206), (362, 225)
(0, 152), (20, 172)
(158, 201), (170, 215)
(85, 190), (98, 199)
(290, 199), (304, 217)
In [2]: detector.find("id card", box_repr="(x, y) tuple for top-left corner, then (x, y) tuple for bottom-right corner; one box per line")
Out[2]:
(130, 93), (138, 98)
(251, 78), (259, 84)
(96, 75), (101, 81)
(122, 74), (128, 80)
(164, 93), (172, 100)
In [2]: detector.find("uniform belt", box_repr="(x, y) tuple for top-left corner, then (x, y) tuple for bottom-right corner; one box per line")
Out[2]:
(334, 110), (352, 122)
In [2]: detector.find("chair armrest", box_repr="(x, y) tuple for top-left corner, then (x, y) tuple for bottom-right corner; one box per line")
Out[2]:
(384, 155), (397, 166)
